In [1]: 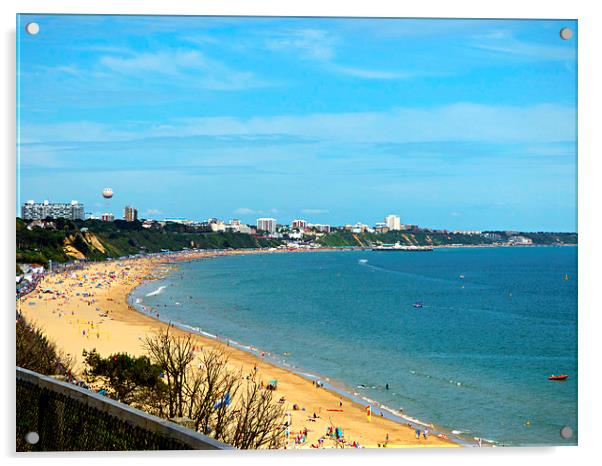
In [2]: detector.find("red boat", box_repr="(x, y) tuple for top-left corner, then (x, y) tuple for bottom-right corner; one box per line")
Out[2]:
(548, 374), (569, 381)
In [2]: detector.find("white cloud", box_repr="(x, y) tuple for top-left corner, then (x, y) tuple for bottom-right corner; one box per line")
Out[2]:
(330, 65), (413, 80)
(20, 122), (135, 144)
(146, 208), (162, 215)
(301, 208), (329, 215)
(265, 29), (336, 61)
(469, 31), (575, 62)
(20, 103), (576, 146)
(98, 48), (271, 91)
(159, 103), (575, 144)
(265, 28), (416, 81)
(234, 207), (279, 216)
(234, 207), (255, 215)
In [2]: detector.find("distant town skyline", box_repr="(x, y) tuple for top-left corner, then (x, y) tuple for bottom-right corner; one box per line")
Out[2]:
(17, 16), (577, 231)
(18, 198), (575, 233)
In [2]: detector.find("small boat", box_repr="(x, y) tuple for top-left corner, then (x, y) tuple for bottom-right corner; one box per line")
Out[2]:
(459, 275), (465, 279)
(413, 302), (424, 309)
(548, 374), (569, 381)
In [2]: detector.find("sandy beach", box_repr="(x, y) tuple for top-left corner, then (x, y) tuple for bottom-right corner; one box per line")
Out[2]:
(18, 250), (459, 449)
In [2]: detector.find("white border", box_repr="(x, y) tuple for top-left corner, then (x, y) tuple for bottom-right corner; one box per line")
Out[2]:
(2, 1), (600, 466)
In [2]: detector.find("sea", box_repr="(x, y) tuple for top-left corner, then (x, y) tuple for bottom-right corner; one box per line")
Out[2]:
(129, 247), (578, 446)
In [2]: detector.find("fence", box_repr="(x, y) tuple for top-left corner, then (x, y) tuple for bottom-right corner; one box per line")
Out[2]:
(16, 367), (232, 451)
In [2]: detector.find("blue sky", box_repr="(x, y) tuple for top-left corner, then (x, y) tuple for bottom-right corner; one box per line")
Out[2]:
(17, 15), (577, 231)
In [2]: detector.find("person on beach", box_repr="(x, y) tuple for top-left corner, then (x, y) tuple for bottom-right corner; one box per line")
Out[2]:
(415, 428), (421, 439)
(423, 428), (429, 439)
(339, 397), (343, 408)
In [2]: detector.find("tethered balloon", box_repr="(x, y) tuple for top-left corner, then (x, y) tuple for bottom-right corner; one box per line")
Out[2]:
(102, 188), (114, 199)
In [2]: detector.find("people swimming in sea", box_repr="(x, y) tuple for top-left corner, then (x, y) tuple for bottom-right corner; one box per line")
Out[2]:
(385, 383), (389, 390)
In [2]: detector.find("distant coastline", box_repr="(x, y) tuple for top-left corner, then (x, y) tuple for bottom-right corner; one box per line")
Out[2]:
(16, 217), (576, 271)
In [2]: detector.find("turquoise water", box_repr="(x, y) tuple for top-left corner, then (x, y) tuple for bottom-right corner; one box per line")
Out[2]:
(131, 247), (578, 446)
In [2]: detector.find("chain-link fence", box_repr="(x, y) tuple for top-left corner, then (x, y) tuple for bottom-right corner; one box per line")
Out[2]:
(16, 367), (231, 451)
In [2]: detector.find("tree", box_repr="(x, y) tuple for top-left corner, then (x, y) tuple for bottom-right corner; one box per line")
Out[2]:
(143, 326), (195, 418)
(16, 317), (73, 375)
(225, 374), (286, 449)
(82, 349), (163, 403)
(142, 326), (286, 448)
(184, 348), (241, 437)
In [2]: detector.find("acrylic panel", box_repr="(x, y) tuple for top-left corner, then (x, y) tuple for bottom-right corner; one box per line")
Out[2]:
(16, 14), (577, 451)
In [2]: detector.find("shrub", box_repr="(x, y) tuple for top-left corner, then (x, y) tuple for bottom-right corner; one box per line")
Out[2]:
(16, 317), (73, 375)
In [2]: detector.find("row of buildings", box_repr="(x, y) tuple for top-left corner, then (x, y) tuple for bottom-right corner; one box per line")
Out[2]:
(256, 218), (331, 235)
(20, 203), (409, 236)
(20, 200), (138, 223)
(145, 217), (256, 235)
(256, 215), (485, 237)
(19, 201), (537, 247)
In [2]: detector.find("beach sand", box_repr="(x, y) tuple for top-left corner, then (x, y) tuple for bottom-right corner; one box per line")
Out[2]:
(18, 251), (459, 449)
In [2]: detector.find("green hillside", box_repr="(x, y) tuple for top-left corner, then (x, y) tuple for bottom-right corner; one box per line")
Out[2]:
(317, 230), (577, 248)
(16, 218), (281, 266)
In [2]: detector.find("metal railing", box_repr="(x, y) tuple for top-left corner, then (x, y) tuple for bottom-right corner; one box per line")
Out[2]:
(16, 367), (232, 451)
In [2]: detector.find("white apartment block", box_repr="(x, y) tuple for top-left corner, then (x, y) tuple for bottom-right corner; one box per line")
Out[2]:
(256, 217), (277, 233)
(21, 200), (85, 221)
(385, 214), (401, 231)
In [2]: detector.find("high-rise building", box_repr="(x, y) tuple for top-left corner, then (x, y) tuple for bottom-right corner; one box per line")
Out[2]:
(385, 214), (401, 231)
(101, 213), (115, 222)
(256, 217), (276, 233)
(313, 224), (331, 233)
(123, 205), (138, 222)
(291, 219), (307, 230)
(21, 200), (85, 221)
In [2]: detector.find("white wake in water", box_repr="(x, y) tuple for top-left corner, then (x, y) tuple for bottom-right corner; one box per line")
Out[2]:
(146, 285), (167, 297)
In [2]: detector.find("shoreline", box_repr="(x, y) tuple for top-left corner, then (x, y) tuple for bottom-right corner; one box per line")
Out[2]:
(18, 249), (466, 448)
(128, 255), (481, 447)
(130, 286), (474, 446)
